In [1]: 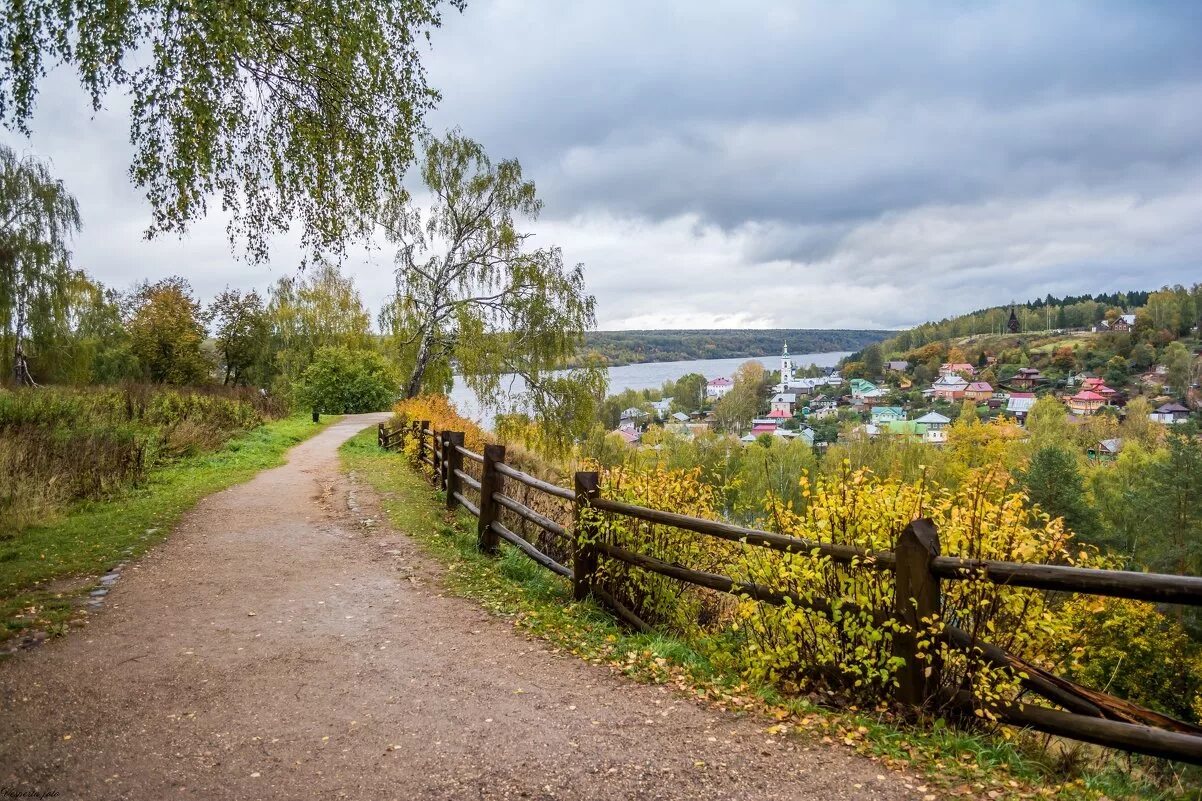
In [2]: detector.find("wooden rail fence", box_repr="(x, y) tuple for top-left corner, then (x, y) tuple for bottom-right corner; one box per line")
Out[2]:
(378, 421), (1202, 765)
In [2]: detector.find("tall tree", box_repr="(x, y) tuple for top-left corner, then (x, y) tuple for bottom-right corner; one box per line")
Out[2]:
(0, 144), (81, 384)
(266, 261), (372, 391)
(209, 288), (268, 386)
(714, 360), (768, 434)
(127, 277), (211, 385)
(380, 131), (604, 447)
(1020, 445), (1098, 536)
(1149, 428), (1202, 578)
(1, 1), (463, 260)
(1162, 341), (1192, 399)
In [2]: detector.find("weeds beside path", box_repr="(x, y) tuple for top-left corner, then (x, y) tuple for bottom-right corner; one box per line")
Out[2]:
(0, 413), (336, 647)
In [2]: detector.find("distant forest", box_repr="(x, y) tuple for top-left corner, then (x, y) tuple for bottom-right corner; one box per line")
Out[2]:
(571, 329), (891, 366)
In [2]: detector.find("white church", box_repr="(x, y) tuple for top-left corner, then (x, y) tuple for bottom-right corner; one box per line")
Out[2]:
(774, 342), (842, 394)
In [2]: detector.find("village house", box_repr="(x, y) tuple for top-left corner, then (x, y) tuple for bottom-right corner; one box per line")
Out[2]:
(939, 362), (976, 378)
(1087, 438), (1123, 462)
(1109, 314), (1137, 332)
(649, 398), (673, 419)
(619, 407), (648, 428)
(1005, 392), (1036, 422)
(1009, 367), (1043, 390)
(765, 407), (792, 423)
(1066, 389), (1106, 416)
(885, 360), (910, 373)
(1150, 402), (1190, 425)
(1080, 377), (1117, 399)
(849, 378), (886, 400)
(749, 421), (777, 438)
(770, 393), (797, 415)
(850, 422), (881, 439)
(613, 424), (641, 445)
(870, 406), (907, 424)
(932, 374), (969, 402)
(964, 381), (993, 403)
(913, 411), (952, 445)
(882, 420), (923, 441)
(806, 402), (839, 420)
(705, 377), (733, 399)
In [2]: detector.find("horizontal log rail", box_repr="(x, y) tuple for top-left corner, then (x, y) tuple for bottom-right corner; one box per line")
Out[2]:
(493, 492), (568, 539)
(379, 423), (1202, 763)
(453, 468), (482, 492)
(453, 492), (480, 517)
(492, 520), (572, 578)
(945, 691), (1202, 765)
(494, 462), (575, 501)
(455, 445), (484, 464)
(594, 541), (835, 612)
(591, 583), (651, 633)
(931, 557), (1202, 606)
(592, 496), (886, 567)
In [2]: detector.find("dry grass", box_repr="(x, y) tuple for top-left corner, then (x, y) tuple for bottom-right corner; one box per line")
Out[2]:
(0, 384), (286, 534)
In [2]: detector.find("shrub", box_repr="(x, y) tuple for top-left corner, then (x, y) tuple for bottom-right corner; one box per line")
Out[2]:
(1058, 596), (1202, 722)
(295, 347), (401, 414)
(736, 466), (1101, 712)
(0, 384), (280, 533)
(390, 394), (491, 455)
(592, 464), (734, 635)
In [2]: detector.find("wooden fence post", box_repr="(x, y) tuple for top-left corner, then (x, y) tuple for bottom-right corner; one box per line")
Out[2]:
(893, 518), (942, 709)
(437, 428), (447, 483)
(445, 432), (464, 509)
(377, 422), (385, 448)
(417, 420), (430, 468)
(573, 471), (600, 601)
(477, 444), (506, 554)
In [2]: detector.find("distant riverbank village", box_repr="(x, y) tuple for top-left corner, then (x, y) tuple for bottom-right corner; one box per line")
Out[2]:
(610, 325), (1200, 456)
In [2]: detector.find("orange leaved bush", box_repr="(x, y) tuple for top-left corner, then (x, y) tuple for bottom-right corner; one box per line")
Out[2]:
(390, 394), (492, 456)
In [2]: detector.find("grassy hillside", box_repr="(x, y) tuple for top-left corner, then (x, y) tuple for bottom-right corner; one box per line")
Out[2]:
(574, 328), (891, 366)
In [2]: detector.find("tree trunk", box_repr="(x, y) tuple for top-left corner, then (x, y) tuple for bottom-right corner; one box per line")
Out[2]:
(405, 334), (435, 398)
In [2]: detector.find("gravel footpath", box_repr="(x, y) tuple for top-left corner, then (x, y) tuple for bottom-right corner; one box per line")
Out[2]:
(0, 414), (919, 801)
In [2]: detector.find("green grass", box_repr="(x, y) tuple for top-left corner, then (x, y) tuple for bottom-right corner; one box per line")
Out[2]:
(1, 413), (337, 643)
(342, 430), (1200, 801)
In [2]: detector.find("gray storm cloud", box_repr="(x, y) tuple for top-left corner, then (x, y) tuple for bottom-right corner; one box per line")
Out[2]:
(2, 0), (1199, 330)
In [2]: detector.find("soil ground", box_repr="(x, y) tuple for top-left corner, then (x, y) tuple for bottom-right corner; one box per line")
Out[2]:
(0, 414), (918, 800)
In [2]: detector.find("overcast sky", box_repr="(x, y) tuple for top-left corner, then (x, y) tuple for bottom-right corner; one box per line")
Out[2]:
(3, 1), (1200, 331)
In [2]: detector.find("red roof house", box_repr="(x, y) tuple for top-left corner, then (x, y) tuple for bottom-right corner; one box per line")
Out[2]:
(1067, 390), (1106, 416)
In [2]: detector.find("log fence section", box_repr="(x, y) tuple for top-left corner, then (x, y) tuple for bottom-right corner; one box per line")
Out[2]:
(375, 422), (1202, 765)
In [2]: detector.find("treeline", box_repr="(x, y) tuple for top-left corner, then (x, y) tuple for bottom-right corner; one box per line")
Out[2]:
(1, 262), (398, 408)
(875, 287), (1199, 354)
(573, 328), (889, 365)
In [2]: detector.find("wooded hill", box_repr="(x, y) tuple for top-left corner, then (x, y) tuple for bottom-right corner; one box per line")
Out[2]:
(862, 288), (1199, 357)
(572, 329), (890, 366)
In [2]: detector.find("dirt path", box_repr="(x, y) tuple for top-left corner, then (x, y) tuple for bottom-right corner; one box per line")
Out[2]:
(0, 415), (919, 801)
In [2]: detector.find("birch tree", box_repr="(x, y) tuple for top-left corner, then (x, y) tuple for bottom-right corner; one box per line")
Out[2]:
(380, 131), (605, 448)
(1, 1), (462, 260)
(0, 145), (81, 384)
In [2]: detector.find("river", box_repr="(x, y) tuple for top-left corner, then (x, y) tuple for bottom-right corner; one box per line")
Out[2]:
(449, 351), (850, 427)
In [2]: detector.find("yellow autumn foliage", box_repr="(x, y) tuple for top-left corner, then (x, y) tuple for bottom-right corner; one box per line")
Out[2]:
(385, 394), (1202, 723)
(390, 394), (492, 456)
